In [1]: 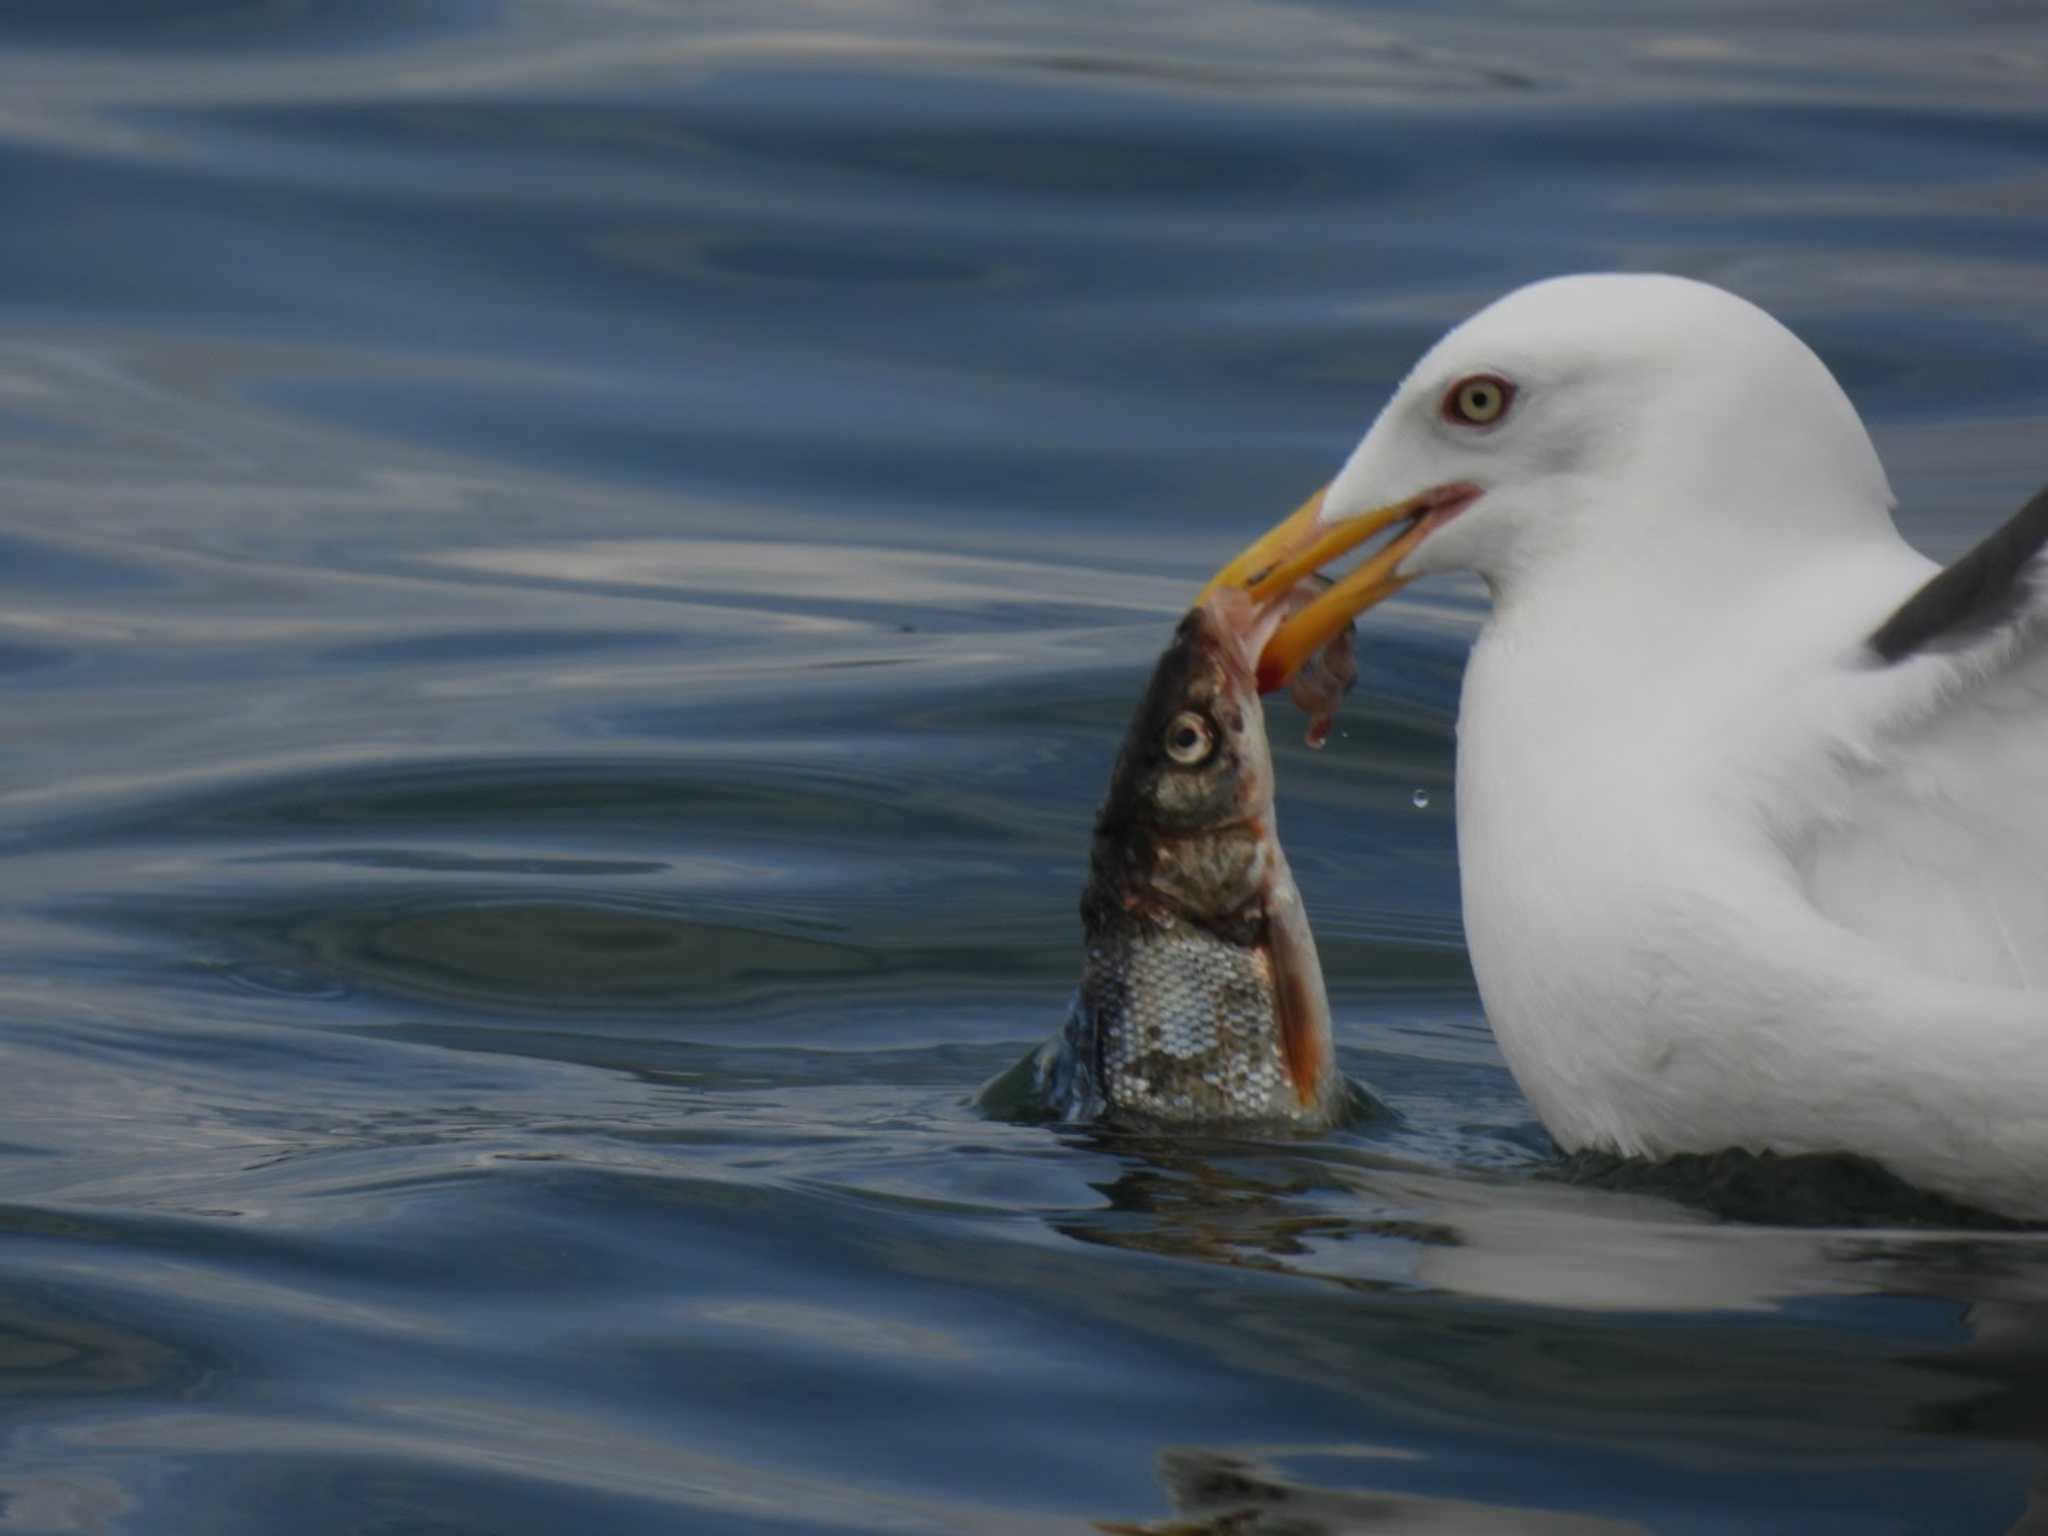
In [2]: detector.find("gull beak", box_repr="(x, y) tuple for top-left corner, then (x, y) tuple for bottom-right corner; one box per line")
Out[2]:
(1205, 481), (1478, 692)
(1197, 484), (1331, 607)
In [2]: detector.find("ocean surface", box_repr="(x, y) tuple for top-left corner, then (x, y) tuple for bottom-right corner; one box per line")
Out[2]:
(2, 3), (2047, 1532)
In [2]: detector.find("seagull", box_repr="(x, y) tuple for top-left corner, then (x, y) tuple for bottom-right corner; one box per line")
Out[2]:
(1206, 273), (2048, 1220)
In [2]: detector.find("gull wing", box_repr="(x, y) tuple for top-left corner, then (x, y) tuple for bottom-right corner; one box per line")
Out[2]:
(1799, 485), (2048, 991)
(1868, 486), (2048, 664)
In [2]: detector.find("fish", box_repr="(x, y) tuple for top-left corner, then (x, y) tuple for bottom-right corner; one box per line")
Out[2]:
(982, 586), (1356, 1129)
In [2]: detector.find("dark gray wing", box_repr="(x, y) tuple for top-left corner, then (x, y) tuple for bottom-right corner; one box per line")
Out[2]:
(1868, 484), (2048, 663)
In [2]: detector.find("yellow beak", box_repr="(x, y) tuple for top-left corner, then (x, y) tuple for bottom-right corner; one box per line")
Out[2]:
(1205, 482), (1468, 692)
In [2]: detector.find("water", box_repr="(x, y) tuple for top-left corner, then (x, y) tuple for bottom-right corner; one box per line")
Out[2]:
(1, 3), (2046, 1531)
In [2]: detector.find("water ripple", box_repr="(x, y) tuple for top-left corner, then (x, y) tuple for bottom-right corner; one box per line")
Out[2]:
(3, 2), (2047, 1530)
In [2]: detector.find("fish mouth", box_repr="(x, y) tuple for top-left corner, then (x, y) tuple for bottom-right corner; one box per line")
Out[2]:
(1175, 585), (1269, 690)
(1204, 481), (1481, 692)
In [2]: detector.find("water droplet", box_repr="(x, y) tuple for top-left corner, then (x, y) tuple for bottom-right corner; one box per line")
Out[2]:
(1411, 788), (1430, 809)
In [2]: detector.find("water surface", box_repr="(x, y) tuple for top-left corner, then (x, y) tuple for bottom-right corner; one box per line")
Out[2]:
(3, 2), (2048, 1531)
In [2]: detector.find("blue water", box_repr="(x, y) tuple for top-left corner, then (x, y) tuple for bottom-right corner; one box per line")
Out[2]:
(3, 3), (2047, 1531)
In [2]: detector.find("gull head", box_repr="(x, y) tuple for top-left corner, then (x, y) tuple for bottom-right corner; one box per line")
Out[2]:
(1212, 273), (1895, 689)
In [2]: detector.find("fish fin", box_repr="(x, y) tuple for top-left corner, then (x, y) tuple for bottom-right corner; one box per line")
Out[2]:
(1270, 943), (1327, 1109)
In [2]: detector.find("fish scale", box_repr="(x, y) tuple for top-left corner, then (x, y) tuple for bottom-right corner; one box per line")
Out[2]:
(1081, 923), (1296, 1121)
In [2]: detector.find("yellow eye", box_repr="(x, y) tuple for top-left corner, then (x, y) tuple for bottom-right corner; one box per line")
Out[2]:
(1162, 711), (1215, 766)
(1443, 374), (1515, 426)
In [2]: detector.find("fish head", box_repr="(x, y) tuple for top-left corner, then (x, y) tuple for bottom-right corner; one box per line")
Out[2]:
(1094, 591), (1276, 920)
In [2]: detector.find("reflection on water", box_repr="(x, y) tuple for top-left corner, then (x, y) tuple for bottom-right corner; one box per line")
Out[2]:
(1560, 1147), (2034, 1230)
(1107, 1446), (1654, 1535)
(0, 1284), (180, 1399)
(2, 0), (2048, 1531)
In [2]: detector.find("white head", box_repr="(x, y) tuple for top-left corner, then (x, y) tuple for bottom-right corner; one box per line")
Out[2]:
(1212, 274), (1897, 684)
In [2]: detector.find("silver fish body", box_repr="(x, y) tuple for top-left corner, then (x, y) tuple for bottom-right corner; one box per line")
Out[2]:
(1079, 891), (1331, 1124)
(995, 590), (1345, 1130)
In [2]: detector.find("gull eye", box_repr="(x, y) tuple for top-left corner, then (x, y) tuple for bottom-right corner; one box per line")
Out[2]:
(1162, 711), (1215, 766)
(1442, 374), (1515, 427)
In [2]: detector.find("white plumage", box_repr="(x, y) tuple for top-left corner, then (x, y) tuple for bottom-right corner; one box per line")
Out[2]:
(1286, 274), (2048, 1216)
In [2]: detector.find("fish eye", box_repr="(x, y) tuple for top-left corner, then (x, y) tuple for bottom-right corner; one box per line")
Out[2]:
(1442, 373), (1515, 427)
(1162, 711), (1215, 766)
